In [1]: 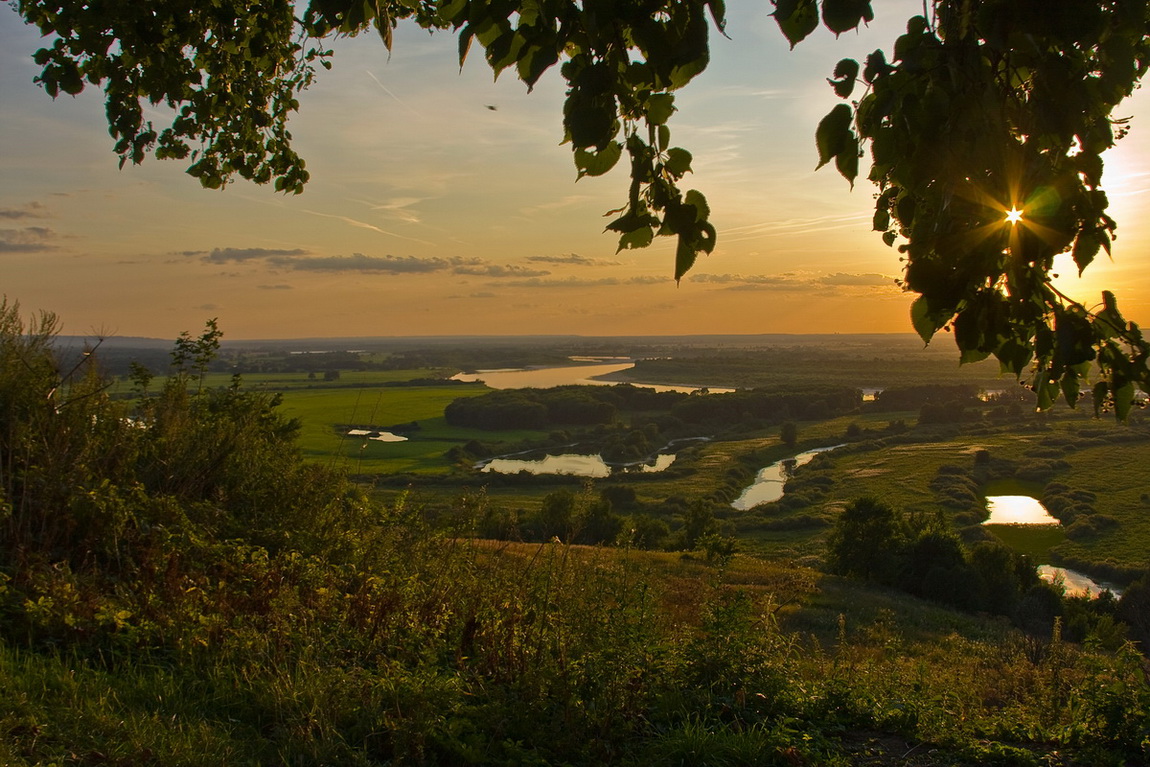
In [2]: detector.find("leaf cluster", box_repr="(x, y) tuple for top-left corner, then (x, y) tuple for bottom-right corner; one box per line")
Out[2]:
(803, 1), (1150, 416)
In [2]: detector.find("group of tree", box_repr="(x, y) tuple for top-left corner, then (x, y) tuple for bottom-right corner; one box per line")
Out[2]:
(476, 486), (735, 560)
(825, 496), (1147, 647)
(446, 383), (860, 433)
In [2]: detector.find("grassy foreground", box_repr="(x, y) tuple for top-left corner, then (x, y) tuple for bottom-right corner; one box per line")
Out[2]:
(5, 535), (1150, 767)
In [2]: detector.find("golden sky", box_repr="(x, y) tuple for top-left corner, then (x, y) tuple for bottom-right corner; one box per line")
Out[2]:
(1, 2), (1147, 340)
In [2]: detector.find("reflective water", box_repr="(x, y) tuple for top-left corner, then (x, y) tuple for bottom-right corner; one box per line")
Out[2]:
(451, 360), (733, 393)
(983, 495), (1119, 597)
(731, 445), (845, 511)
(347, 429), (408, 442)
(983, 495), (1060, 525)
(1037, 565), (1123, 598)
(479, 452), (676, 477)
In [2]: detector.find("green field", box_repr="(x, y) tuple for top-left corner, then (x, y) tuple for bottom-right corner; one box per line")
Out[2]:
(276, 382), (530, 475)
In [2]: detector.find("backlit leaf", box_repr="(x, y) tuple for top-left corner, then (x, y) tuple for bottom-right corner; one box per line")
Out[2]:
(815, 103), (852, 169)
(829, 58), (859, 98)
(772, 0), (818, 49)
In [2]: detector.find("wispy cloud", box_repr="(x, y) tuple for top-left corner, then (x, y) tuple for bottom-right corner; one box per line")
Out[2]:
(818, 272), (895, 287)
(500, 275), (671, 288)
(0, 227), (57, 253)
(519, 195), (596, 216)
(688, 271), (898, 292)
(257, 284), (294, 290)
(0, 202), (49, 220)
(301, 209), (436, 246)
(270, 253), (484, 273)
(454, 264), (552, 278)
(203, 247), (310, 263)
(718, 213), (872, 244)
(525, 253), (621, 267)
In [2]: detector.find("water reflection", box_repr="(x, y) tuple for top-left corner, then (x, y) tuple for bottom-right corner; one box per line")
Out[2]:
(479, 452), (676, 477)
(347, 429), (408, 442)
(983, 496), (1120, 598)
(451, 360), (732, 393)
(983, 495), (1059, 525)
(1037, 565), (1123, 598)
(731, 445), (844, 511)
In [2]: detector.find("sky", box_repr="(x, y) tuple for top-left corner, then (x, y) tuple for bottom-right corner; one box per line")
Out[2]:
(2, 2), (1148, 341)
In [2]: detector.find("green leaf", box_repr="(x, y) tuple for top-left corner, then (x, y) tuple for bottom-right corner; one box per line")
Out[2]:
(834, 134), (859, 186)
(647, 93), (675, 126)
(828, 58), (859, 98)
(663, 147), (692, 177)
(684, 189), (710, 222)
(674, 234), (698, 282)
(1114, 380), (1135, 420)
(618, 226), (654, 250)
(815, 103), (852, 169)
(1072, 230), (1101, 273)
(910, 296), (944, 343)
(574, 141), (622, 178)
(773, 0), (818, 49)
(1091, 382), (1109, 417)
(822, 0), (874, 36)
(863, 49), (889, 83)
(1060, 371), (1081, 408)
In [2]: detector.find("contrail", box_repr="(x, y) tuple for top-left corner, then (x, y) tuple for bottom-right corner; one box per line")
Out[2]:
(302, 209), (436, 246)
(365, 70), (422, 116)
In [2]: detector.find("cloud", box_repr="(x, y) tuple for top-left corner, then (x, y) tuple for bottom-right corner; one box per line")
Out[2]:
(0, 227), (57, 253)
(688, 271), (900, 292)
(500, 275), (672, 288)
(0, 202), (49, 220)
(525, 253), (621, 267)
(469, 291), (497, 298)
(204, 247), (310, 263)
(817, 272), (895, 287)
(257, 284), (294, 290)
(453, 264), (551, 278)
(270, 253), (484, 273)
(688, 273), (805, 289)
(519, 194), (596, 216)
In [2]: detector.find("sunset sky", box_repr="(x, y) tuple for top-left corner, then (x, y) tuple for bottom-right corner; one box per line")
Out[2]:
(2, 2), (1148, 341)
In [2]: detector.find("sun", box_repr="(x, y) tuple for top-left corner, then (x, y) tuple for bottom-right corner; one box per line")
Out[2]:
(1005, 207), (1024, 224)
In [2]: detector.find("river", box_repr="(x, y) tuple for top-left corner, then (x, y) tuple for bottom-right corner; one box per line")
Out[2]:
(451, 359), (733, 393)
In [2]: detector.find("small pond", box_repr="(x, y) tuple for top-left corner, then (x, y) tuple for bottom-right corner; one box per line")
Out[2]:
(1036, 565), (1123, 599)
(731, 444), (845, 511)
(347, 429), (408, 442)
(983, 495), (1059, 525)
(982, 494), (1120, 597)
(479, 452), (675, 477)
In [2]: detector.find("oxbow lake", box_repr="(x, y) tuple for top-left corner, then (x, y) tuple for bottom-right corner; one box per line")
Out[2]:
(731, 445), (845, 511)
(983, 495), (1121, 597)
(347, 429), (407, 442)
(479, 453), (676, 478)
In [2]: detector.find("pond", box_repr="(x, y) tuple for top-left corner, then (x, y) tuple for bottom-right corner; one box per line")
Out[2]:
(1037, 565), (1123, 598)
(479, 452), (676, 477)
(731, 444), (844, 511)
(982, 494), (1120, 597)
(347, 429), (408, 442)
(451, 359), (733, 393)
(983, 495), (1059, 525)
